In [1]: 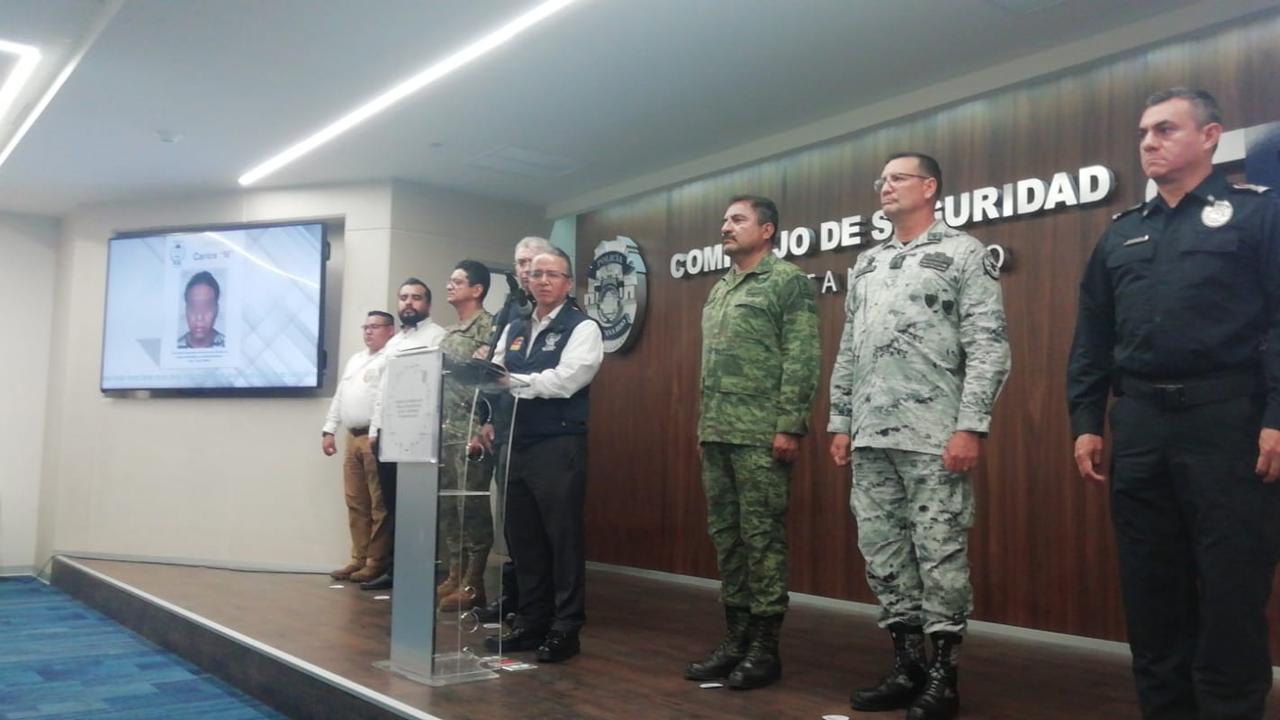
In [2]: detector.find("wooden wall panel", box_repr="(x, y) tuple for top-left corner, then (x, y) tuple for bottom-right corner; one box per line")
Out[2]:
(578, 12), (1280, 648)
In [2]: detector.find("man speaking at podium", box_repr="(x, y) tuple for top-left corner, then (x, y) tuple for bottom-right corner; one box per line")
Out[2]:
(483, 248), (603, 663)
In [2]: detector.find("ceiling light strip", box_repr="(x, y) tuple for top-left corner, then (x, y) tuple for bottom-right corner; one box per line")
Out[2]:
(237, 0), (582, 186)
(0, 40), (42, 128)
(0, 0), (125, 172)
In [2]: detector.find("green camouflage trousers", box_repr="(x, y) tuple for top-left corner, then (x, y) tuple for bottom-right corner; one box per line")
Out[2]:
(700, 442), (791, 616)
(438, 430), (495, 559)
(850, 447), (975, 635)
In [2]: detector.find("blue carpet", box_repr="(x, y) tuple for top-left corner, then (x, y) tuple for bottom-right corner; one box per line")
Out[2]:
(0, 577), (286, 719)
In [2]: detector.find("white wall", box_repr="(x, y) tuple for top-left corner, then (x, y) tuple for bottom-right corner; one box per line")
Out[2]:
(0, 213), (59, 575)
(35, 184), (393, 571)
(32, 181), (548, 572)
(387, 180), (547, 323)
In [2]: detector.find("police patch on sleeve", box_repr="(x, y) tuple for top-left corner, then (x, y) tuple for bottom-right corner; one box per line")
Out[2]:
(982, 248), (1001, 280)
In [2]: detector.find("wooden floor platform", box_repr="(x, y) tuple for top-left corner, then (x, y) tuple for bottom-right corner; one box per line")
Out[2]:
(47, 555), (1277, 720)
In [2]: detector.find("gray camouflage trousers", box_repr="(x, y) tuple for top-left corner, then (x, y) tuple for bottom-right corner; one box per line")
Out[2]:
(851, 447), (975, 635)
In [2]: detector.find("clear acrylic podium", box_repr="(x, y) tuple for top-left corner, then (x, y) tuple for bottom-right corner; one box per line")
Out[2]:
(373, 347), (522, 686)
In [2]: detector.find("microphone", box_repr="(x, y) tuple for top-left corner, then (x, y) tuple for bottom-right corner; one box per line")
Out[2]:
(506, 272), (533, 319)
(485, 273), (532, 361)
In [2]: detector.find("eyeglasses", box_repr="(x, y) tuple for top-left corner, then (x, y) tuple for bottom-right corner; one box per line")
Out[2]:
(872, 173), (930, 193)
(529, 270), (571, 281)
(361, 323), (392, 331)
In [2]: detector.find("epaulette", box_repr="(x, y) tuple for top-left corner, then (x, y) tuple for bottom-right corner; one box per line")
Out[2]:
(1111, 202), (1143, 221)
(1231, 182), (1273, 194)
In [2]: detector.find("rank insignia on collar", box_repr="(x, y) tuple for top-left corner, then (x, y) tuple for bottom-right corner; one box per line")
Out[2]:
(1122, 235), (1150, 246)
(1232, 183), (1271, 194)
(1201, 199), (1233, 228)
(1112, 202), (1143, 221)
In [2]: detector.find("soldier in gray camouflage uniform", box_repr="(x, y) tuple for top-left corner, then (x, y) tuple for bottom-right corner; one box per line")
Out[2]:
(436, 260), (496, 612)
(684, 195), (819, 691)
(828, 153), (1010, 720)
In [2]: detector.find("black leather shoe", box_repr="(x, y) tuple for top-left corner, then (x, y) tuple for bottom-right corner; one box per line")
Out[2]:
(360, 572), (393, 591)
(536, 630), (580, 663)
(475, 598), (515, 625)
(483, 626), (546, 653)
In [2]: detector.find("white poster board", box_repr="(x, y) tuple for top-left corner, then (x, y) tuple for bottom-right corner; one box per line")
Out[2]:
(379, 348), (441, 463)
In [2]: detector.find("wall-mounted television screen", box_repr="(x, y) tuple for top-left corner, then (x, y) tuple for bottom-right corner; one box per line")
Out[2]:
(101, 221), (328, 391)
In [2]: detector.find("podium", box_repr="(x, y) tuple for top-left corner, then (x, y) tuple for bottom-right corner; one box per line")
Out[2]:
(373, 347), (521, 686)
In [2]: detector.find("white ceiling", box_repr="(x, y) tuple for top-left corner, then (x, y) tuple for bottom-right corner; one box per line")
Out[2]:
(0, 0), (1267, 216)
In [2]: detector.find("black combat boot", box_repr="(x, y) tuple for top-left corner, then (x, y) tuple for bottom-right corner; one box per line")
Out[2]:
(850, 622), (927, 711)
(684, 606), (751, 680)
(727, 613), (783, 690)
(906, 632), (961, 720)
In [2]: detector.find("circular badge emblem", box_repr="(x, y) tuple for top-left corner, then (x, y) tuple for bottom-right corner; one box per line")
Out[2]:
(1201, 199), (1233, 228)
(583, 236), (648, 353)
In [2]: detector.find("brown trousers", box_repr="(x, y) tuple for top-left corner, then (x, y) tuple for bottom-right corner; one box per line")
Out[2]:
(343, 433), (392, 568)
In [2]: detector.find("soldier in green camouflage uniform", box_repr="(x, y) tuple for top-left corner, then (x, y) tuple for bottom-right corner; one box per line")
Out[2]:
(829, 154), (1010, 720)
(436, 261), (496, 612)
(685, 195), (819, 691)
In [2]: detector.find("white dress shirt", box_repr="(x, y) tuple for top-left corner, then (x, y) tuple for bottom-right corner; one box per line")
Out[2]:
(369, 319), (447, 438)
(321, 347), (388, 434)
(492, 302), (603, 399)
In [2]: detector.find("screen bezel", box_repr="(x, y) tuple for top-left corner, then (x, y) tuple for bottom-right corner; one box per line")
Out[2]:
(100, 219), (330, 395)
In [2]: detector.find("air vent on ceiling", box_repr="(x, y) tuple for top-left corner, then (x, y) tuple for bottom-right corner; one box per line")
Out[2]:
(466, 145), (580, 178)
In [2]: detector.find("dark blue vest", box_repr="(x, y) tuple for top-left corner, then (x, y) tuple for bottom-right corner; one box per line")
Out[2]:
(504, 303), (593, 441)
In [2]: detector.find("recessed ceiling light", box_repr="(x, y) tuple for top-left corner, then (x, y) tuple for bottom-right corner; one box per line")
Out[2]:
(238, 0), (583, 187)
(0, 39), (42, 129)
(0, 0), (123, 172)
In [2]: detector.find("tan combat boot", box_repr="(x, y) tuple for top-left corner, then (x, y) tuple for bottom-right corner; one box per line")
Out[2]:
(439, 553), (488, 612)
(435, 561), (462, 606)
(329, 559), (364, 581)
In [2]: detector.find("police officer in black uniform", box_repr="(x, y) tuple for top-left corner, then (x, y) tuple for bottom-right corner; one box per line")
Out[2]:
(1068, 87), (1280, 720)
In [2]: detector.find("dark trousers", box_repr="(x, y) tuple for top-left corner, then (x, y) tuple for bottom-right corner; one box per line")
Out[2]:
(500, 560), (519, 605)
(493, 443), (520, 607)
(1110, 394), (1280, 720)
(377, 459), (397, 571)
(377, 460), (398, 516)
(505, 433), (587, 634)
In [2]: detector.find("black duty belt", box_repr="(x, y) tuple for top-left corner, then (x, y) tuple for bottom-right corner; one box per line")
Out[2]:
(349, 427), (370, 437)
(1117, 372), (1259, 409)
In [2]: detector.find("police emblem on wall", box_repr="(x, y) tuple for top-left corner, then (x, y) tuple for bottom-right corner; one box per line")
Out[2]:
(583, 236), (648, 353)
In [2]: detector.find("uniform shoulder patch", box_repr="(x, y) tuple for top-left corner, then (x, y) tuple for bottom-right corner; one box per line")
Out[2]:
(982, 249), (1001, 280)
(1231, 182), (1273, 195)
(1111, 202), (1143, 221)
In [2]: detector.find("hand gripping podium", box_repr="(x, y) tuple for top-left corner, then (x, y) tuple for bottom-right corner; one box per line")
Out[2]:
(373, 347), (522, 686)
